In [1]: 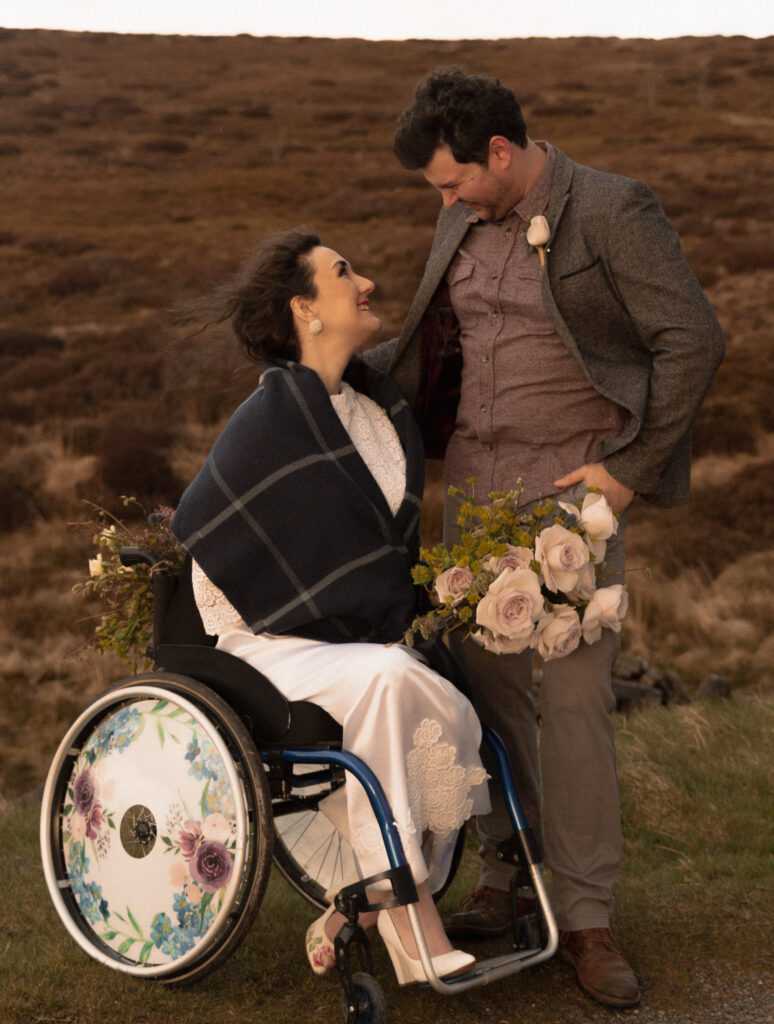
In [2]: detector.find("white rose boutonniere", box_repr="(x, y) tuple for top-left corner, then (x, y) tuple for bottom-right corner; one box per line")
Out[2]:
(525, 214), (550, 269)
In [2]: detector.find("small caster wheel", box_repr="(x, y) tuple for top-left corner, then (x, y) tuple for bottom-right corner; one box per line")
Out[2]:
(342, 971), (387, 1024)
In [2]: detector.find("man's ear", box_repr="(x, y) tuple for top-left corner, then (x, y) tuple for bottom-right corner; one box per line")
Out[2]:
(488, 135), (512, 169)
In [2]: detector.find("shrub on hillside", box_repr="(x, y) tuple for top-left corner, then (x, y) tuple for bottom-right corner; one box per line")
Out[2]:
(66, 400), (176, 458)
(0, 445), (55, 532)
(137, 136), (189, 154)
(25, 234), (97, 256)
(94, 441), (181, 509)
(46, 252), (135, 297)
(692, 401), (758, 457)
(0, 327), (63, 356)
(88, 408), (182, 509)
(629, 460), (774, 579)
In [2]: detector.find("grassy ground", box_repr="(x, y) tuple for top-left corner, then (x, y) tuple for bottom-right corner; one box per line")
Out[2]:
(3, 697), (772, 1024)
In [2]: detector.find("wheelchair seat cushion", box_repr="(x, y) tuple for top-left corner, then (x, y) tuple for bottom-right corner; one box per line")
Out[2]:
(155, 644), (289, 742)
(154, 644), (341, 747)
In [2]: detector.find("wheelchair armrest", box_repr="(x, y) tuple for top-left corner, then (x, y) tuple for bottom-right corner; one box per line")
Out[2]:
(155, 643), (291, 742)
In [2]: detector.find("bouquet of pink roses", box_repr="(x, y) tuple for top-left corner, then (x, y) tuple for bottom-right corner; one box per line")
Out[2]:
(406, 480), (627, 662)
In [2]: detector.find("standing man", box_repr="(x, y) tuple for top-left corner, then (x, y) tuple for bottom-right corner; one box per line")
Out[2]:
(369, 68), (723, 1008)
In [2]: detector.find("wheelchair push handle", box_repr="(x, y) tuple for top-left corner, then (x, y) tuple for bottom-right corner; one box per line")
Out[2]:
(119, 545), (157, 568)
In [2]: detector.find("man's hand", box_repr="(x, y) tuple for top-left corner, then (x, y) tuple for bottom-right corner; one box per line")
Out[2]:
(554, 464), (635, 513)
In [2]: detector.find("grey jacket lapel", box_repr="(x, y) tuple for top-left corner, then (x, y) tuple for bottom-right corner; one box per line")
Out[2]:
(540, 151), (592, 377)
(395, 203), (469, 359)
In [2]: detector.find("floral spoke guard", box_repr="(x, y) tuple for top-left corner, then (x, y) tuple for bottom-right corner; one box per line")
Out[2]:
(56, 690), (248, 969)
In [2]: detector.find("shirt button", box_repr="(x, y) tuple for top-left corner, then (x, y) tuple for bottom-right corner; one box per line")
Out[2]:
(490, 310), (498, 318)
(490, 272), (498, 280)
(505, 228), (513, 236)
(481, 354), (489, 363)
(480, 404), (487, 413)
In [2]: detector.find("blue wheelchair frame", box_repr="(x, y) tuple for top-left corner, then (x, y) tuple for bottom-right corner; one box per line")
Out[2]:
(281, 721), (558, 1004)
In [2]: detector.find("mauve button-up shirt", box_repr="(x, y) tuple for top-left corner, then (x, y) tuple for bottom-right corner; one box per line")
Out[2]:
(444, 142), (626, 504)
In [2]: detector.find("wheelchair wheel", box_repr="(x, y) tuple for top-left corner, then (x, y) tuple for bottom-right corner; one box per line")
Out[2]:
(342, 972), (386, 1024)
(272, 763), (466, 911)
(272, 765), (357, 910)
(40, 673), (273, 985)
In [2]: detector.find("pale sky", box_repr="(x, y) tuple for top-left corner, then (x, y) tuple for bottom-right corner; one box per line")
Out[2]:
(1, 0), (771, 39)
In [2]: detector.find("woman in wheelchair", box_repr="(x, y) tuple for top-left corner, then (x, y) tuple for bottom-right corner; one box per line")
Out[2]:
(171, 228), (490, 985)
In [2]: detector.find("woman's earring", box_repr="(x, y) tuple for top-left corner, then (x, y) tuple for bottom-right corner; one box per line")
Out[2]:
(309, 318), (323, 336)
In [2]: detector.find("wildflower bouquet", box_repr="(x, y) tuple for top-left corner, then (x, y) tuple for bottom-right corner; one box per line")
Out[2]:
(407, 480), (627, 662)
(73, 498), (185, 668)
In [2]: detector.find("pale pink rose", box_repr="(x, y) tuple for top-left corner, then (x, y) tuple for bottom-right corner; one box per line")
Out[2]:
(434, 565), (474, 605)
(470, 629), (533, 655)
(483, 545), (533, 575)
(531, 605), (582, 662)
(69, 813), (86, 842)
(582, 585), (629, 645)
(169, 857), (187, 887)
(202, 812), (231, 844)
(475, 567), (543, 649)
(535, 524), (590, 594)
(567, 562), (596, 603)
(184, 882), (203, 905)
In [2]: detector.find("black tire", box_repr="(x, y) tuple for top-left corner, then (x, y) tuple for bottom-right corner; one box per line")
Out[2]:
(342, 972), (387, 1024)
(41, 673), (274, 986)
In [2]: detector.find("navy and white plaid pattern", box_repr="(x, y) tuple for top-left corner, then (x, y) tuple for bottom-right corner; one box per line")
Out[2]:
(172, 359), (425, 643)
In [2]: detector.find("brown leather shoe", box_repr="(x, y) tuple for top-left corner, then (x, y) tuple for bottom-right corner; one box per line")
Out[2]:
(560, 928), (641, 1008)
(443, 885), (511, 938)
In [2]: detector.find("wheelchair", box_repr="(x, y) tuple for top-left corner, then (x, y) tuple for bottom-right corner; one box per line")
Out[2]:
(40, 548), (558, 1022)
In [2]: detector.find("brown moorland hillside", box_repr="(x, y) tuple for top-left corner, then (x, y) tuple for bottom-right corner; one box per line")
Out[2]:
(0, 28), (772, 800)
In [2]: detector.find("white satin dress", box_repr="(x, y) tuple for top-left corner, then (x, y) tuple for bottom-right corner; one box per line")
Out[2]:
(191, 382), (490, 891)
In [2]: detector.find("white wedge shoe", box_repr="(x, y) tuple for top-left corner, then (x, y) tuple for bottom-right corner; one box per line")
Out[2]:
(377, 910), (475, 986)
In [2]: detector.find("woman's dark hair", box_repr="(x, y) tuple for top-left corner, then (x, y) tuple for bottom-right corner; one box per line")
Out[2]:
(394, 68), (528, 170)
(197, 227), (321, 362)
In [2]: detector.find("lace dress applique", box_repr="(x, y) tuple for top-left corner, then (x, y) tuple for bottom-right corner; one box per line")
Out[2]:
(406, 719), (488, 839)
(330, 383), (406, 517)
(350, 718), (488, 860)
(191, 558), (245, 636)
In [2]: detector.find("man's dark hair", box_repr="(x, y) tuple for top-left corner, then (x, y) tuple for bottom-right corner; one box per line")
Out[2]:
(394, 67), (528, 170)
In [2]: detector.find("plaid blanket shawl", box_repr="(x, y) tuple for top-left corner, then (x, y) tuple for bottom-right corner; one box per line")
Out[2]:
(172, 359), (425, 644)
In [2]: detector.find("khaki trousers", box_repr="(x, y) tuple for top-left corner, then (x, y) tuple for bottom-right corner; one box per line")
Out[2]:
(444, 487), (625, 931)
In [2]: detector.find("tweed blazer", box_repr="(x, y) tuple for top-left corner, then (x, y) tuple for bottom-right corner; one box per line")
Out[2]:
(372, 148), (724, 508)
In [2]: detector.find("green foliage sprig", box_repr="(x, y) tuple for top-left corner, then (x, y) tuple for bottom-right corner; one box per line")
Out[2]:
(73, 497), (185, 670)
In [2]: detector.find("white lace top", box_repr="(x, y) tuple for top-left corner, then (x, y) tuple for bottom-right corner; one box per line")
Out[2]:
(191, 382), (408, 636)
